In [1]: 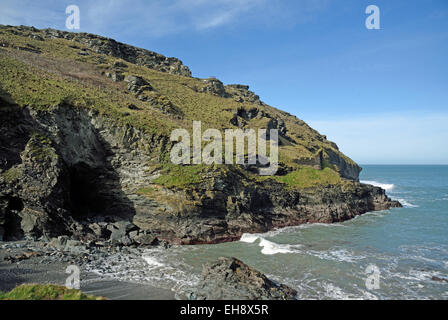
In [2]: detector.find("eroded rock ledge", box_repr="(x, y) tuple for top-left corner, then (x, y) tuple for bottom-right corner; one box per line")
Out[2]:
(0, 103), (401, 245)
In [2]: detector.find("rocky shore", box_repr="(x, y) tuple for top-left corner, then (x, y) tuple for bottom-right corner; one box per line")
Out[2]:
(0, 240), (298, 300)
(0, 25), (404, 299)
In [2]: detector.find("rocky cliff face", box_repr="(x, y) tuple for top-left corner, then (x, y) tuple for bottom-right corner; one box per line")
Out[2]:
(0, 25), (401, 245)
(0, 102), (400, 244)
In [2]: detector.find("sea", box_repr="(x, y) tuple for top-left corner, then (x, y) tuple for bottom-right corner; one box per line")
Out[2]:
(85, 165), (448, 299)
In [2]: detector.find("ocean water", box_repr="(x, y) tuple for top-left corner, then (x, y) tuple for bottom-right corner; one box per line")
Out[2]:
(86, 165), (448, 299)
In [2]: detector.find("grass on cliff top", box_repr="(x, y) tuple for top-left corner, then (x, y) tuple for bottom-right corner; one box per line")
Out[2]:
(0, 284), (104, 300)
(151, 162), (341, 190)
(268, 166), (342, 189)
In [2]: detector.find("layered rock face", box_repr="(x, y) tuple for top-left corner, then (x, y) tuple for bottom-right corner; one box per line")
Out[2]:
(0, 25), (401, 245)
(186, 257), (297, 300)
(0, 103), (400, 243)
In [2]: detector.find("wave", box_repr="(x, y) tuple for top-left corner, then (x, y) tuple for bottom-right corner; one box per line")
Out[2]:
(240, 233), (301, 255)
(395, 198), (419, 208)
(361, 180), (394, 191)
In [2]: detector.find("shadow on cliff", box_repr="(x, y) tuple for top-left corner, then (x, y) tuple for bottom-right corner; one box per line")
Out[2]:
(0, 96), (138, 240)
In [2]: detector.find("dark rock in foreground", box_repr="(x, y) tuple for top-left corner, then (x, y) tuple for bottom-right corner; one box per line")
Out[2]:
(186, 257), (297, 300)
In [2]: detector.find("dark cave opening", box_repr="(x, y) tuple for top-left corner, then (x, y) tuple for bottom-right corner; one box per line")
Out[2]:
(3, 197), (24, 240)
(69, 162), (108, 218)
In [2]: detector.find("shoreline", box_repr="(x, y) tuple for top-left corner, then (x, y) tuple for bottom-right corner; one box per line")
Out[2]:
(0, 242), (175, 300)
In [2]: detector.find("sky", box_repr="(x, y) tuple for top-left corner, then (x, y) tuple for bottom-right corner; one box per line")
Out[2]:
(0, 0), (447, 164)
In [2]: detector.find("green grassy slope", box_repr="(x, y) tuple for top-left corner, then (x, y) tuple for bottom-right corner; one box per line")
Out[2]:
(0, 25), (360, 189)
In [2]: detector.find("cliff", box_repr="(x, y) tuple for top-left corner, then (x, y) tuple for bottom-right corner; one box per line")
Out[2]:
(0, 25), (400, 244)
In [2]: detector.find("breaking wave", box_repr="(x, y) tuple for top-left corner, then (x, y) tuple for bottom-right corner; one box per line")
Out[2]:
(361, 180), (395, 191)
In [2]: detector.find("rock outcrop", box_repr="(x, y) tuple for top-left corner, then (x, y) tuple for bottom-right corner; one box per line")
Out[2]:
(1, 25), (191, 77)
(186, 257), (297, 300)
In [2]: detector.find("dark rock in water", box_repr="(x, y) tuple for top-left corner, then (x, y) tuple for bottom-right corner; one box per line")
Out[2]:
(431, 276), (448, 283)
(187, 257), (297, 300)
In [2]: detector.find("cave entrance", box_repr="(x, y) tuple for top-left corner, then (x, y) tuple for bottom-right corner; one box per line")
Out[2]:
(3, 197), (24, 240)
(69, 162), (108, 218)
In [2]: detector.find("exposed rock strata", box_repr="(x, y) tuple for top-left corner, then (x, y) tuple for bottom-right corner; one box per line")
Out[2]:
(0, 103), (401, 244)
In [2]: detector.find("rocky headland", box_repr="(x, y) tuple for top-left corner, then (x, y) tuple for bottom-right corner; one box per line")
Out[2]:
(0, 25), (402, 247)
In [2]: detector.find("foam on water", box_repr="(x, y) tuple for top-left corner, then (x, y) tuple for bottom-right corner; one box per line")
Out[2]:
(309, 248), (366, 263)
(240, 233), (301, 255)
(395, 198), (419, 208)
(239, 233), (260, 243)
(84, 247), (200, 292)
(361, 180), (395, 191)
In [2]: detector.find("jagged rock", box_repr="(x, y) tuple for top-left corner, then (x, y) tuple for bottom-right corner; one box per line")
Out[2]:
(199, 78), (228, 97)
(105, 71), (124, 82)
(125, 75), (152, 94)
(49, 236), (87, 253)
(88, 223), (110, 238)
(107, 221), (137, 244)
(226, 84), (262, 105)
(129, 230), (158, 245)
(186, 257), (297, 300)
(49, 236), (69, 249)
(32, 27), (191, 76)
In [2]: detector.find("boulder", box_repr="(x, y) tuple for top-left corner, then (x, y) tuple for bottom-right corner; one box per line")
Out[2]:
(107, 221), (137, 245)
(186, 257), (297, 300)
(125, 75), (152, 94)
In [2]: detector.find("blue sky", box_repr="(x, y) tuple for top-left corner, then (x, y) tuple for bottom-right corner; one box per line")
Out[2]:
(1, 0), (447, 164)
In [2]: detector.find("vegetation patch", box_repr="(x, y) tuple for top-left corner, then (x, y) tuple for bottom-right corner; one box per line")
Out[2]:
(0, 284), (104, 300)
(152, 164), (206, 188)
(274, 167), (342, 189)
(1, 166), (22, 183)
(26, 132), (58, 162)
